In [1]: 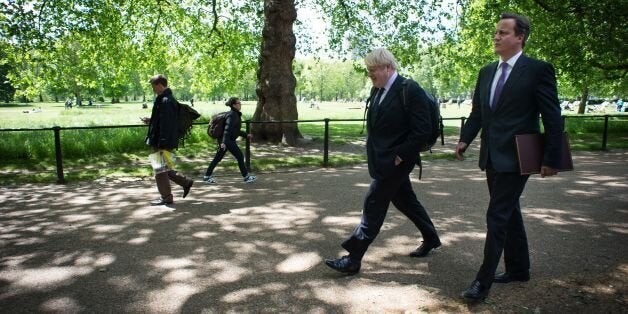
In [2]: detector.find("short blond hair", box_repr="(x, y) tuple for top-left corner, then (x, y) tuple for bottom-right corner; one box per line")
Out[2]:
(364, 48), (399, 70)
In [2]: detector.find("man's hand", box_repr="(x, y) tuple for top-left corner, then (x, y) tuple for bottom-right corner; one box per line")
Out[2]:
(455, 142), (468, 161)
(220, 143), (226, 150)
(394, 155), (403, 166)
(540, 166), (558, 178)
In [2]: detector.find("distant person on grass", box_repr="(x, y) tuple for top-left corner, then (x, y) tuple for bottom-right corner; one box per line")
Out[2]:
(141, 74), (194, 206)
(324, 48), (441, 275)
(455, 13), (563, 302)
(203, 97), (256, 184)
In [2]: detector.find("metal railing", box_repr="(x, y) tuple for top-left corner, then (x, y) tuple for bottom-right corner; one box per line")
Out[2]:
(1, 114), (626, 183)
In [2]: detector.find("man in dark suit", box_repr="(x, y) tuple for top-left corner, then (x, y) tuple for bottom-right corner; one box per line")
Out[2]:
(456, 13), (563, 301)
(325, 48), (441, 274)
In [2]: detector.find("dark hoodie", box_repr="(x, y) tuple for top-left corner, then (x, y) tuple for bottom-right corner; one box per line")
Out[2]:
(221, 108), (247, 143)
(146, 88), (179, 149)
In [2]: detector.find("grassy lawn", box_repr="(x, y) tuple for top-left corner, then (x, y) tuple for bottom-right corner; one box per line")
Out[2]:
(1, 101), (626, 184)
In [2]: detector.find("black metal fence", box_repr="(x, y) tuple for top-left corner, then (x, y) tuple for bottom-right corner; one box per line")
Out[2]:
(1, 114), (626, 184)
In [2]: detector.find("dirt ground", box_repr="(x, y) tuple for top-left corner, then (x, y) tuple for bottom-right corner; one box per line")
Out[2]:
(0, 149), (626, 313)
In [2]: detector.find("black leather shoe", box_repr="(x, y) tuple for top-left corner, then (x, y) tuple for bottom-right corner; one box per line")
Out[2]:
(324, 255), (361, 275)
(409, 239), (441, 257)
(182, 180), (193, 198)
(150, 199), (173, 206)
(461, 280), (489, 302)
(494, 271), (530, 283)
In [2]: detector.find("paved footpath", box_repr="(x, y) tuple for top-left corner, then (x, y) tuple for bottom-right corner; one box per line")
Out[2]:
(1, 151), (626, 313)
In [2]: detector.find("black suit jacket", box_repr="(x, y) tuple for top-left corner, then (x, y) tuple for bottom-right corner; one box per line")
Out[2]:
(460, 55), (563, 172)
(366, 75), (433, 180)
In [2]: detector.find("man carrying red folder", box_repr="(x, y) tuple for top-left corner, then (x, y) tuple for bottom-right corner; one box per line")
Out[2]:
(454, 12), (564, 302)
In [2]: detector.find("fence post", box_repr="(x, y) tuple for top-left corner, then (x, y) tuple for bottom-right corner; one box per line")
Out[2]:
(245, 120), (251, 171)
(323, 118), (330, 167)
(602, 115), (609, 150)
(53, 126), (66, 184)
(440, 116), (445, 145)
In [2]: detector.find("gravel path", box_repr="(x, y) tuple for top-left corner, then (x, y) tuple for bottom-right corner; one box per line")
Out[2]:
(0, 150), (626, 313)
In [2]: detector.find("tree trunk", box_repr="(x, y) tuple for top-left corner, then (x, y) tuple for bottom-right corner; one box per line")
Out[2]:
(577, 86), (588, 114)
(252, 0), (301, 145)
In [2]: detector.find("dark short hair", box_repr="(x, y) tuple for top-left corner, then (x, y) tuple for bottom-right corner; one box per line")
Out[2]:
(149, 74), (168, 87)
(500, 12), (530, 48)
(226, 97), (240, 107)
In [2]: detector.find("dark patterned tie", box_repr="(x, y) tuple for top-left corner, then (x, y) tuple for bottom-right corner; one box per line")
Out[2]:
(373, 88), (384, 108)
(491, 62), (509, 111)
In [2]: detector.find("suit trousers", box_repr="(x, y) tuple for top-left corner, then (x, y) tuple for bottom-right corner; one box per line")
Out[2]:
(476, 163), (530, 288)
(341, 168), (439, 261)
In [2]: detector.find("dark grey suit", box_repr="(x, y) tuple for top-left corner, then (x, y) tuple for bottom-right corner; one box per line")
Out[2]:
(460, 55), (563, 287)
(341, 75), (440, 260)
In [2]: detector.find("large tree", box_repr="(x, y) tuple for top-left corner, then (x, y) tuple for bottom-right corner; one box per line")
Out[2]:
(252, 0), (299, 144)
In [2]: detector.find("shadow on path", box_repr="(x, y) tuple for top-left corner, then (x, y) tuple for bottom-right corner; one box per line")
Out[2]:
(0, 151), (626, 313)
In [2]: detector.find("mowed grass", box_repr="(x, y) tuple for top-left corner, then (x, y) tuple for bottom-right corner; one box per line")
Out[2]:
(0, 100), (626, 184)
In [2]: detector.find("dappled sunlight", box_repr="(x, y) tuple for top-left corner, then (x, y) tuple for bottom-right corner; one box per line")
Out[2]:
(605, 222), (628, 234)
(0, 150), (626, 312)
(145, 283), (199, 313)
(40, 297), (84, 313)
(211, 202), (322, 232)
(428, 191), (452, 196)
(275, 252), (321, 273)
(221, 282), (289, 303)
(207, 260), (251, 283)
(307, 279), (441, 311)
(439, 231), (486, 243)
(152, 256), (196, 270)
(526, 207), (597, 227)
(321, 215), (360, 226)
(0, 266), (93, 292)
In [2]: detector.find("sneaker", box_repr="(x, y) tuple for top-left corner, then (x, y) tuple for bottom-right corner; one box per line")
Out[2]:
(243, 175), (257, 183)
(203, 176), (216, 184)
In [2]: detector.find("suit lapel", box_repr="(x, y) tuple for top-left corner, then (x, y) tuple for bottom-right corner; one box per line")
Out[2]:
(484, 62), (499, 113)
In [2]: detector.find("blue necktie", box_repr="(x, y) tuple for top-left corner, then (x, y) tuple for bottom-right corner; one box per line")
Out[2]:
(491, 62), (509, 111)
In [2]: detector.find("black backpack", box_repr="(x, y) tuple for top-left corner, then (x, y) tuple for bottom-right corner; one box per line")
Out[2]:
(401, 79), (443, 179)
(207, 111), (230, 139)
(177, 101), (201, 146)
(402, 79), (442, 153)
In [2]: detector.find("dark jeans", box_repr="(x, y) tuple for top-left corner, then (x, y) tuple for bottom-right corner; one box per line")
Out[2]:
(476, 163), (530, 288)
(341, 168), (439, 261)
(205, 140), (248, 177)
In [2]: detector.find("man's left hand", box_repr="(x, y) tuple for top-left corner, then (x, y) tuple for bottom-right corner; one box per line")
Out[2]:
(394, 155), (403, 166)
(540, 166), (558, 178)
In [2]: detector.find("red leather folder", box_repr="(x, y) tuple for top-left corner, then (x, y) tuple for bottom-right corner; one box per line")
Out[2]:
(515, 133), (574, 175)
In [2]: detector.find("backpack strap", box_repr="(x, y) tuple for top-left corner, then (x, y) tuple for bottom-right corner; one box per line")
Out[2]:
(360, 87), (378, 135)
(401, 78), (413, 113)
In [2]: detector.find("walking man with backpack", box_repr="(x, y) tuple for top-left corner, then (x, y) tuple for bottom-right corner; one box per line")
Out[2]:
(203, 97), (256, 184)
(324, 48), (441, 274)
(141, 74), (194, 206)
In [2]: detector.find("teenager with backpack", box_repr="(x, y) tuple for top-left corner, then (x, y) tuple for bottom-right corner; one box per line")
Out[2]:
(203, 97), (256, 184)
(141, 74), (194, 206)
